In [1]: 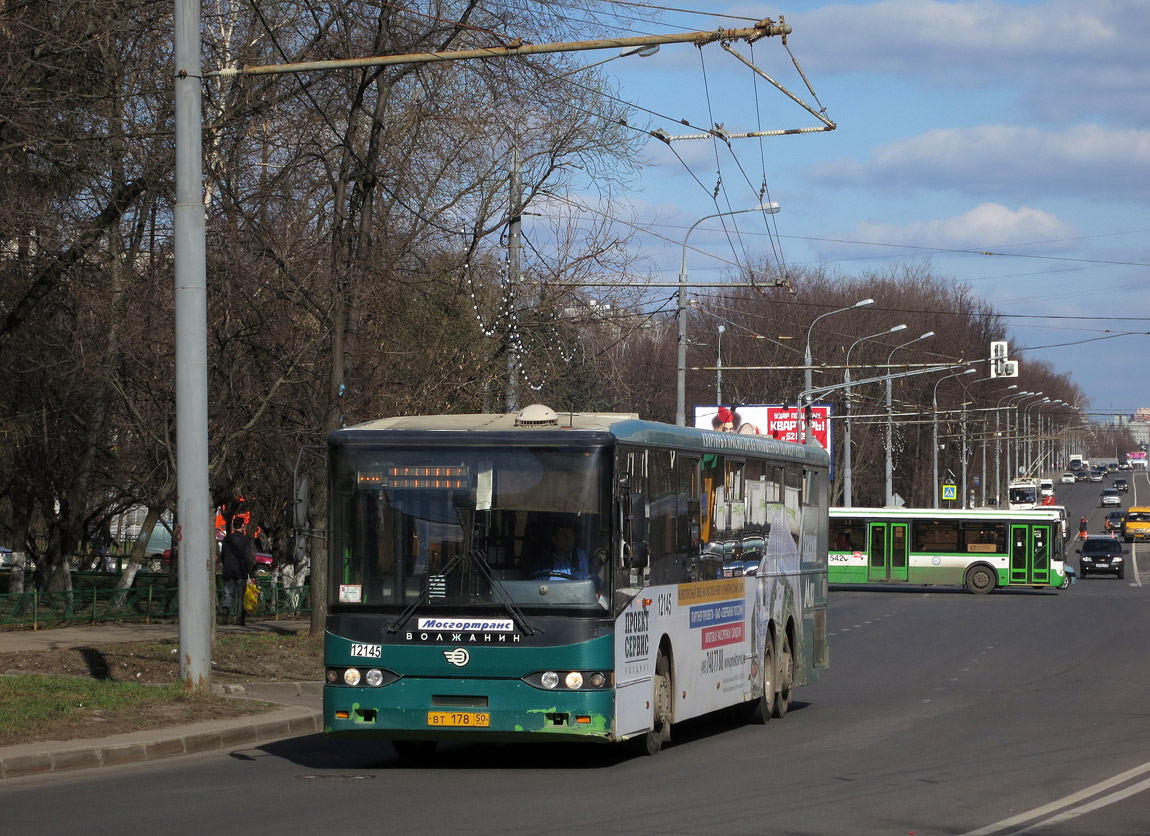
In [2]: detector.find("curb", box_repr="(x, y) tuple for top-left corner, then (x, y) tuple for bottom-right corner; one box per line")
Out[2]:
(0, 703), (322, 781)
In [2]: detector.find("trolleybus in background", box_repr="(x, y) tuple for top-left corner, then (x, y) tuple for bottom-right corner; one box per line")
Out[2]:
(1007, 478), (1040, 510)
(323, 405), (831, 758)
(828, 507), (1070, 594)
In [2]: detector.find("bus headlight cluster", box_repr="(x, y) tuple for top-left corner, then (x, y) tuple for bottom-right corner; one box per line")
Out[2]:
(326, 667), (398, 687)
(524, 670), (611, 691)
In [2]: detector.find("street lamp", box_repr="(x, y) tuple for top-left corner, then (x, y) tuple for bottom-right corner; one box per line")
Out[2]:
(1002, 391), (1035, 487)
(1011, 392), (1044, 476)
(676, 202), (781, 426)
(932, 367), (975, 508)
(716, 324), (725, 405)
(556, 44), (660, 77)
(992, 385), (1019, 507)
(804, 299), (875, 401)
(843, 323), (906, 507)
(1021, 396), (1050, 476)
(959, 376), (993, 508)
(885, 331), (934, 506)
(1039, 399), (1069, 472)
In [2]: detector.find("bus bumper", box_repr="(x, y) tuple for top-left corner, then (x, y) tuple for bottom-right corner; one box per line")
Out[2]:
(324, 679), (617, 743)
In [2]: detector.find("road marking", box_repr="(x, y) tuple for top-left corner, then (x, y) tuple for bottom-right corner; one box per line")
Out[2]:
(1131, 476), (1143, 585)
(959, 760), (1150, 835)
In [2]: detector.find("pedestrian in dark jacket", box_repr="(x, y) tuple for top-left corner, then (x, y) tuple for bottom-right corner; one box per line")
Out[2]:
(220, 517), (255, 625)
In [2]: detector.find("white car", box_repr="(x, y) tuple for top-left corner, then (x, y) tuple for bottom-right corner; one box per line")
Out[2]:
(1101, 488), (1122, 507)
(1060, 472), (1076, 484)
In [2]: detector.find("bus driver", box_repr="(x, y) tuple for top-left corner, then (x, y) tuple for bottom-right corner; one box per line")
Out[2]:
(530, 521), (593, 580)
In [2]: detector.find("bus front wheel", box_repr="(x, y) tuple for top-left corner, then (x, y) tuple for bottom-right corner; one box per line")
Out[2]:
(750, 642), (775, 724)
(641, 650), (672, 755)
(773, 633), (793, 719)
(965, 564), (996, 595)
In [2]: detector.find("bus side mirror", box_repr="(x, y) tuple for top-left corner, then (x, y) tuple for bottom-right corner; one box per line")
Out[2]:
(626, 493), (649, 568)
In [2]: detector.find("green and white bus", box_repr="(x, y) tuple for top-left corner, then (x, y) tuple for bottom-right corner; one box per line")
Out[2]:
(323, 405), (830, 758)
(828, 507), (1071, 594)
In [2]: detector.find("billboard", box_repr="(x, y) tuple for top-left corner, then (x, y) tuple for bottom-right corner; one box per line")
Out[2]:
(694, 403), (834, 462)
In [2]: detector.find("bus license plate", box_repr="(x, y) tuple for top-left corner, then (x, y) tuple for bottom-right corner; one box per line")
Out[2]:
(427, 711), (490, 728)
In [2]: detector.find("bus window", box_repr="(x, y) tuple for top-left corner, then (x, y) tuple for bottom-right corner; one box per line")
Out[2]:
(960, 521), (1006, 554)
(915, 519), (959, 553)
(831, 518), (863, 551)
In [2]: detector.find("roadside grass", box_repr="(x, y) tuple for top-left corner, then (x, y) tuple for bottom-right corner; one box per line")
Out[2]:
(0, 676), (270, 747)
(0, 628), (324, 747)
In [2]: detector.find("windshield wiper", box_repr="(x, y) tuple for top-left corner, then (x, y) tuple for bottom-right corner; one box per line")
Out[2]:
(464, 546), (536, 636)
(386, 547), (536, 636)
(386, 550), (468, 635)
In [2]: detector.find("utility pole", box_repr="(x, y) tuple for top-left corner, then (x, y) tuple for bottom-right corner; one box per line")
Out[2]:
(505, 147), (522, 413)
(173, 0), (211, 691)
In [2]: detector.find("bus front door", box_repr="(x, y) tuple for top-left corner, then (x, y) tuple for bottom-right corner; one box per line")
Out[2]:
(1010, 524), (1051, 586)
(867, 522), (909, 583)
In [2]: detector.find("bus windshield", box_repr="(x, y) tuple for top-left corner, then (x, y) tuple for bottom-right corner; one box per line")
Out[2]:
(1008, 484), (1037, 506)
(330, 444), (611, 612)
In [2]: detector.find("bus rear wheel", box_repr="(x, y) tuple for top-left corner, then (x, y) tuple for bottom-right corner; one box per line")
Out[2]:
(965, 564), (996, 595)
(773, 633), (793, 719)
(641, 650), (672, 755)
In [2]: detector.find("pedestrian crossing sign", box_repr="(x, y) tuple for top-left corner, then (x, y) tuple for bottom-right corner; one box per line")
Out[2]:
(942, 483), (957, 501)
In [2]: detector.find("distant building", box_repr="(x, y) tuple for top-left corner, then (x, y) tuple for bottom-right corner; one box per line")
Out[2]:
(1130, 419), (1150, 448)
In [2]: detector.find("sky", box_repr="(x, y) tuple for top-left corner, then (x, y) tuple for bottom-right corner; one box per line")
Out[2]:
(566, 0), (1149, 417)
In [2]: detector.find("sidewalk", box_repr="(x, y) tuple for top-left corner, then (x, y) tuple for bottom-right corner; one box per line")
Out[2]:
(0, 619), (323, 781)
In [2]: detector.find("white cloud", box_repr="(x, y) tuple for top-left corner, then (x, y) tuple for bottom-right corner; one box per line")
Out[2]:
(855, 202), (1078, 249)
(795, 0), (1148, 123)
(799, 0), (1140, 71)
(807, 123), (1150, 200)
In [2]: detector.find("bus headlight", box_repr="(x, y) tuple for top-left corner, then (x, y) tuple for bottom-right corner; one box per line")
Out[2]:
(327, 667), (399, 687)
(523, 670), (612, 690)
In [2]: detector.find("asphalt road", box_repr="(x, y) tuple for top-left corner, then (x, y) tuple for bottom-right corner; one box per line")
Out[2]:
(3, 471), (1149, 835)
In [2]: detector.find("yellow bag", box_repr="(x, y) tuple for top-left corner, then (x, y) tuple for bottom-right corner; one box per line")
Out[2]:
(243, 580), (259, 613)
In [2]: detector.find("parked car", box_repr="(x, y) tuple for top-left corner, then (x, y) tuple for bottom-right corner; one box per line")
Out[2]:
(1078, 536), (1125, 579)
(1115, 477), (1129, 493)
(1104, 510), (1126, 534)
(1060, 472), (1076, 484)
(1101, 488), (1122, 507)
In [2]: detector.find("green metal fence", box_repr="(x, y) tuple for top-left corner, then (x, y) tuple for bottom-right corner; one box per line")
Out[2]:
(0, 575), (310, 629)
